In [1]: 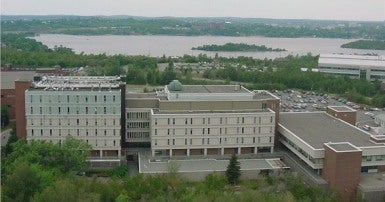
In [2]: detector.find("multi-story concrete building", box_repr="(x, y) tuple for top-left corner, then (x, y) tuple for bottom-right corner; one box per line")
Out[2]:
(25, 76), (125, 166)
(318, 54), (385, 80)
(125, 80), (280, 157)
(278, 106), (385, 200)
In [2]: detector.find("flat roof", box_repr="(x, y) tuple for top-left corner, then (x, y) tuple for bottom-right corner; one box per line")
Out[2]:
(328, 106), (356, 112)
(168, 85), (250, 94)
(325, 142), (361, 152)
(318, 54), (385, 68)
(139, 154), (288, 173)
(152, 108), (272, 115)
(0, 71), (36, 89)
(279, 112), (380, 149)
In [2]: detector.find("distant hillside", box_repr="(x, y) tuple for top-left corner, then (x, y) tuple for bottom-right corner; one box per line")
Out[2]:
(1, 15), (385, 40)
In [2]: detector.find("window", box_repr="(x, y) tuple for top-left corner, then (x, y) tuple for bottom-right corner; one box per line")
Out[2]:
(155, 129), (157, 135)
(253, 137), (255, 143)
(167, 129), (170, 135)
(67, 107), (70, 114)
(77, 129), (79, 136)
(95, 129), (98, 136)
(173, 129), (175, 135)
(50, 129), (52, 136)
(208, 128), (210, 134)
(85, 107), (88, 114)
(104, 107), (106, 114)
(270, 116), (273, 123)
(113, 95), (115, 102)
(67, 95), (69, 102)
(269, 137), (272, 143)
(30, 107), (33, 114)
(219, 138), (222, 144)
(85, 96), (88, 102)
(113, 140), (116, 146)
(173, 118), (175, 125)
(185, 118), (188, 125)
(95, 95), (97, 102)
(202, 128), (205, 134)
(167, 139), (170, 145)
(76, 95), (79, 103)
(172, 139), (175, 145)
(40, 129), (43, 136)
(49, 119), (52, 126)
(77, 119), (79, 125)
(208, 118), (210, 124)
(104, 95), (106, 102)
(207, 138), (210, 144)
(86, 129), (88, 136)
(39, 107), (42, 114)
(31, 130), (34, 136)
(220, 117), (223, 124)
(203, 118), (205, 124)
(185, 139), (187, 145)
(168, 118), (170, 125)
(202, 138), (204, 145)
(49, 107), (51, 114)
(190, 139), (192, 145)
(155, 119), (158, 125)
(40, 95), (42, 102)
(58, 107), (61, 114)
(30, 95), (33, 103)
(241, 127), (244, 134)
(242, 117), (244, 124)
(190, 118), (193, 124)
(104, 130), (107, 136)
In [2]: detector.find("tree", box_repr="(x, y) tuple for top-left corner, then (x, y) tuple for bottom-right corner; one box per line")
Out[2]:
(1, 105), (10, 127)
(226, 154), (241, 185)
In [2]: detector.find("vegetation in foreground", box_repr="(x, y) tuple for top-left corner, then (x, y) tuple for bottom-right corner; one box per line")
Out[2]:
(192, 43), (286, 52)
(1, 135), (342, 202)
(341, 40), (385, 50)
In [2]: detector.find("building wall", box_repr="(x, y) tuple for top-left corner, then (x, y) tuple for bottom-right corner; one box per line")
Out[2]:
(159, 100), (263, 111)
(0, 89), (16, 119)
(326, 107), (356, 125)
(150, 110), (275, 157)
(25, 89), (122, 158)
(15, 80), (32, 139)
(322, 146), (362, 201)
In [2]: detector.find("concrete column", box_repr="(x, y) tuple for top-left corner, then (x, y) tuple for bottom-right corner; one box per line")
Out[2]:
(152, 149), (155, 157)
(187, 149), (190, 156)
(100, 150), (103, 157)
(118, 150), (121, 158)
(221, 148), (224, 155)
(204, 148), (207, 156)
(254, 147), (258, 154)
(169, 149), (173, 157)
(270, 147), (274, 153)
(366, 69), (371, 81)
(238, 147), (241, 155)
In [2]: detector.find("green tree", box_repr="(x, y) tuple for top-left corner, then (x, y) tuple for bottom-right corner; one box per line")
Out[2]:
(1, 105), (10, 127)
(226, 154), (241, 185)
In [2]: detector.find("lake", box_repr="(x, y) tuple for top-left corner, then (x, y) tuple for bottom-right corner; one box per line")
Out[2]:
(33, 34), (385, 59)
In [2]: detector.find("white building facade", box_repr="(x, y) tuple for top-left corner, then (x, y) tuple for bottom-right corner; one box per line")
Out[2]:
(25, 76), (123, 165)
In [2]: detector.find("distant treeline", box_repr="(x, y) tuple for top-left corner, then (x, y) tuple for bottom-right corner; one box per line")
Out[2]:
(192, 43), (286, 52)
(341, 40), (385, 50)
(1, 16), (385, 40)
(2, 33), (385, 107)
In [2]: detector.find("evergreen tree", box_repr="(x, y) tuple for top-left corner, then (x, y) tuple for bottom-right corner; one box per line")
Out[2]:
(226, 154), (241, 185)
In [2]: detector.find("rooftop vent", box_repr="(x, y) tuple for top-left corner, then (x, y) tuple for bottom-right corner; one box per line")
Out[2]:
(168, 80), (183, 91)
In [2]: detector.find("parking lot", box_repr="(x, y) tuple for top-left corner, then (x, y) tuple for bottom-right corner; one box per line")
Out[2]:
(272, 89), (384, 134)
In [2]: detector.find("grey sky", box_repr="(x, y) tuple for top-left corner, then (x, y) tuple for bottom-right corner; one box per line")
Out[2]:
(2, 0), (385, 21)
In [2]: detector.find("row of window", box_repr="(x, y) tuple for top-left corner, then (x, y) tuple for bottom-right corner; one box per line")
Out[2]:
(127, 112), (149, 119)
(29, 106), (118, 115)
(154, 126), (273, 136)
(363, 155), (385, 162)
(155, 116), (274, 125)
(28, 138), (118, 147)
(29, 94), (118, 103)
(127, 122), (150, 129)
(126, 132), (150, 139)
(29, 118), (119, 127)
(153, 136), (273, 146)
(29, 129), (118, 137)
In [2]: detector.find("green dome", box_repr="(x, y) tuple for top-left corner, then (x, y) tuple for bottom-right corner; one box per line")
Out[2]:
(168, 80), (183, 91)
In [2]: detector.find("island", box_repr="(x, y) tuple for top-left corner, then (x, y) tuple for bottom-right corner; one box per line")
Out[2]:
(341, 40), (385, 50)
(191, 43), (286, 52)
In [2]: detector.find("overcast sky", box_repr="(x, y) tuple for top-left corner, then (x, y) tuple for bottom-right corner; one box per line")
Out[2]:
(2, 0), (385, 21)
